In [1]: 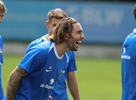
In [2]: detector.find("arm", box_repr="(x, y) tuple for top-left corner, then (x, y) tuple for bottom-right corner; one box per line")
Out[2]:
(6, 66), (27, 100)
(67, 71), (80, 100)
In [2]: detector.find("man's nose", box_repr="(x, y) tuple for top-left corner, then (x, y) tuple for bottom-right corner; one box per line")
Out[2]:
(81, 33), (85, 39)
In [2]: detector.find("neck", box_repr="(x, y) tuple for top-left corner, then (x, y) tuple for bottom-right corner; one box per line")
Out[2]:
(55, 42), (70, 57)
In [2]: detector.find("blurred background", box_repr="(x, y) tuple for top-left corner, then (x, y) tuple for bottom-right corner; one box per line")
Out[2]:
(1, 0), (136, 99)
(1, 0), (136, 58)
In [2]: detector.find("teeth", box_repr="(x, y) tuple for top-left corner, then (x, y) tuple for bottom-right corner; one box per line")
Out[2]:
(77, 41), (82, 43)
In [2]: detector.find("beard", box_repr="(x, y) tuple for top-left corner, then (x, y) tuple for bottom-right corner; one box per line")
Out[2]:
(66, 37), (78, 51)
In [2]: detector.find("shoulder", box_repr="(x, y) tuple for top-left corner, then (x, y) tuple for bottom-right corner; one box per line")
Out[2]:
(25, 42), (52, 61)
(27, 38), (41, 48)
(38, 41), (53, 48)
(0, 36), (3, 40)
(30, 37), (41, 45)
(29, 35), (48, 46)
(32, 41), (54, 53)
(125, 33), (136, 44)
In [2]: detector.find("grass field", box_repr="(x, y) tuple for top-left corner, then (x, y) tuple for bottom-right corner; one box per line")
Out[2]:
(1, 55), (122, 100)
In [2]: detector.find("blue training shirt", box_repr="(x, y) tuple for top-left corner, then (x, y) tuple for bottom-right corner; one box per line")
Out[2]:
(26, 35), (77, 100)
(0, 36), (3, 100)
(3, 41), (68, 100)
(121, 28), (136, 100)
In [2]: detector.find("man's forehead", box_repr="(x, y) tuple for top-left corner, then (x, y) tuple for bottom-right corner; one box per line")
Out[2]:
(50, 18), (61, 24)
(73, 23), (83, 31)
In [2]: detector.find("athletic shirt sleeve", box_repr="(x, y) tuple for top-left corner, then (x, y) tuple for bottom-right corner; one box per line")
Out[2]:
(0, 36), (3, 64)
(25, 38), (41, 54)
(25, 36), (48, 54)
(67, 51), (77, 71)
(18, 44), (49, 74)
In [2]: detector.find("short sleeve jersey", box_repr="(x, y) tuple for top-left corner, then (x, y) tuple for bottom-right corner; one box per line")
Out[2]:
(9, 41), (68, 100)
(26, 35), (77, 99)
(121, 28), (136, 100)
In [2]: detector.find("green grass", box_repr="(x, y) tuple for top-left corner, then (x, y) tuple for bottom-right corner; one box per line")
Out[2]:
(1, 55), (122, 100)
(67, 58), (122, 100)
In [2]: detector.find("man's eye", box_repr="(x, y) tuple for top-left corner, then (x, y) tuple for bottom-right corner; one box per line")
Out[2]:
(77, 31), (81, 34)
(53, 25), (56, 27)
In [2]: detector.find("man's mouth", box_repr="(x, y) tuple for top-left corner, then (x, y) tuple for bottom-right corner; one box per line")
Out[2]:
(76, 41), (82, 46)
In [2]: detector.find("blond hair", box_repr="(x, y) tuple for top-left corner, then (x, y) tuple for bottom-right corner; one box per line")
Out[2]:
(47, 8), (67, 23)
(0, 0), (7, 13)
(49, 17), (78, 43)
(133, 5), (136, 20)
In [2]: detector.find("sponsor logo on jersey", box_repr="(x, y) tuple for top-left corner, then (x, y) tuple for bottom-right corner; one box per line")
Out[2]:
(121, 47), (131, 60)
(45, 66), (52, 72)
(40, 78), (54, 89)
(45, 84), (54, 89)
(40, 84), (54, 89)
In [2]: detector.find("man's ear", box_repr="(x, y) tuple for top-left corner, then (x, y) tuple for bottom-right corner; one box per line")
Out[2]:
(64, 32), (69, 40)
(46, 21), (49, 29)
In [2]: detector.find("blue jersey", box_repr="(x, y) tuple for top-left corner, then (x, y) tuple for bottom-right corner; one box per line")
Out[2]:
(3, 41), (68, 100)
(0, 36), (3, 100)
(51, 51), (76, 100)
(26, 35), (77, 100)
(121, 28), (136, 100)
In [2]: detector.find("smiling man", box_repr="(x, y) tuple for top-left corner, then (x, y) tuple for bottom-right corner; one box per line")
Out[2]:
(4, 17), (85, 100)
(26, 8), (81, 100)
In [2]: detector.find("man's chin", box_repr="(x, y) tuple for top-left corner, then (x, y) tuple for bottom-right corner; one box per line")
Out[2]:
(71, 48), (78, 51)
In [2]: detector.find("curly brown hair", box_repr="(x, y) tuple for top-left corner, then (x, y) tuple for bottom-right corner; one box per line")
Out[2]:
(49, 17), (78, 43)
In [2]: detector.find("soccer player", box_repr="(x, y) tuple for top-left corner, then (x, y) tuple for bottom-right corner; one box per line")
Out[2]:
(3, 17), (85, 100)
(26, 8), (80, 100)
(0, 0), (7, 100)
(121, 5), (136, 100)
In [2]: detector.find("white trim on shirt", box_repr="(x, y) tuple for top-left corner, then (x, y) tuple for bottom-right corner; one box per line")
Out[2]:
(133, 28), (136, 33)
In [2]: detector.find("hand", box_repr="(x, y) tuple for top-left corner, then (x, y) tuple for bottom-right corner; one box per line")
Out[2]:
(47, 95), (52, 100)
